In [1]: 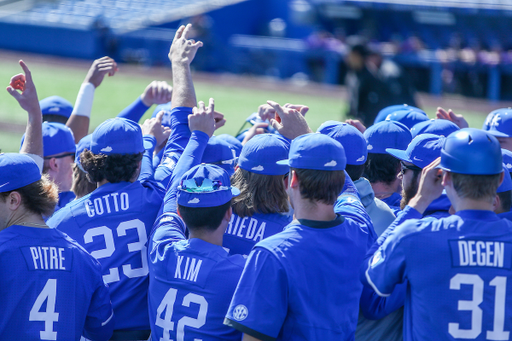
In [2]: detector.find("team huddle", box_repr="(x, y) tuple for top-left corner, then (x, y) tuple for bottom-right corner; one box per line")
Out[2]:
(2, 23), (512, 341)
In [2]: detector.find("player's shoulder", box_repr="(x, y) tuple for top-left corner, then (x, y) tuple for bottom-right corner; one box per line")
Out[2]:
(225, 253), (246, 269)
(391, 214), (460, 243)
(253, 221), (303, 255)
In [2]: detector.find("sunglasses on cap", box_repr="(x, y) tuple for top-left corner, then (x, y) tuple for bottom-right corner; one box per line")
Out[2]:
(400, 161), (422, 176)
(179, 178), (230, 193)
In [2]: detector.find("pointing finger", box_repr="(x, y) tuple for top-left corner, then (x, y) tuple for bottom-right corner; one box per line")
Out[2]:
(19, 60), (32, 82)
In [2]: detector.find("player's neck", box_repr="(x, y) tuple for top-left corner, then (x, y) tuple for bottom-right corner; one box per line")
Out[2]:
(6, 210), (47, 230)
(453, 198), (494, 212)
(189, 229), (223, 247)
(293, 199), (337, 222)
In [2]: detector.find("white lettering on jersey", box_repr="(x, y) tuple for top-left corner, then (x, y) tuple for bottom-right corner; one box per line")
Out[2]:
(84, 192), (130, 217)
(458, 241), (504, 267)
(174, 256), (202, 282)
(227, 216), (267, 242)
(29, 247), (66, 270)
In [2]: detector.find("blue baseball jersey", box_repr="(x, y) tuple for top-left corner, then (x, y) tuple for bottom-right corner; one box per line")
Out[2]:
(366, 210), (512, 340)
(0, 225), (114, 340)
(225, 196), (376, 340)
(381, 192), (402, 215)
(54, 190), (76, 213)
(148, 212), (245, 341)
(223, 212), (292, 256)
(48, 180), (164, 331)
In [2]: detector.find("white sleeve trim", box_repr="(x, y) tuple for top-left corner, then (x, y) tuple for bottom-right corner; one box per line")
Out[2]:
(365, 258), (391, 297)
(72, 82), (95, 118)
(21, 153), (44, 172)
(101, 310), (114, 326)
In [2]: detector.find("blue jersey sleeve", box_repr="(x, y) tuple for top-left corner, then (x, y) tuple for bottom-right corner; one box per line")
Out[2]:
(149, 212), (187, 263)
(162, 130), (210, 215)
(365, 220), (420, 297)
(359, 282), (406, 320)
(138, 135), (156, 182)
(225, 248), (288, 341)
(155, 107), (193, 186)
(82, 268), (115, 341)
(117, 97), (150, 123)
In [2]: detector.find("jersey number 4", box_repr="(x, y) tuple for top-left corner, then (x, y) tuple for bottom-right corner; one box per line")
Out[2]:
(30, 279), (59, 340)
(155, 288), (208, 341)
(449, 274), (509, 340)
(84, 219), (148, 284)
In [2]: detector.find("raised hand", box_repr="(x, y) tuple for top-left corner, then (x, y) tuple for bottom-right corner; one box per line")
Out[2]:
(169, 24), (203, 66)
(141, 81), (173, 107)
(436, 107), (469, 129)
(7, 60), (40, 115)
(345, 119), (367, 133)
(268, 100), (312, 140)
(189, 98), (216, 137)
(242, 122), (269, 145)
(141, 111), (172, 151)
(408, 157), (444, 214)
(84, 56), (118, 88)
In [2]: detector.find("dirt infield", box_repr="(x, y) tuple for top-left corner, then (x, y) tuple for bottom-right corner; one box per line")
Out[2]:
(0, 48), (509, 134)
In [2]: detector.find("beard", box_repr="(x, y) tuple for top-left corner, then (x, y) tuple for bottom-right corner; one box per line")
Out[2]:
(400, 179), (419, 210)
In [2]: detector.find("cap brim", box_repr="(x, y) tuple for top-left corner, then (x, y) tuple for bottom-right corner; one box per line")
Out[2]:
(487, 129), (510, 138)
(276, 159), (290, 166)
(385, 148), (412, 163)
(231, 186), (240, 197)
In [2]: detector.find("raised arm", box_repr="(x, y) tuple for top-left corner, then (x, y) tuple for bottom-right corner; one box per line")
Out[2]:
(8, 60), (43, 166)
(170, 24), (202, 109)
(67, 56), (118, 142)
(118, 81), (173, 122)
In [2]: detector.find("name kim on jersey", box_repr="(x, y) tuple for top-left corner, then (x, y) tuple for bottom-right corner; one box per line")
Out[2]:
(449, 240), (512, 269)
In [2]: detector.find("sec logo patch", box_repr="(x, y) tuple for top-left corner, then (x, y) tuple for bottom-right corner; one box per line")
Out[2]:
(233, 304), (248, 321)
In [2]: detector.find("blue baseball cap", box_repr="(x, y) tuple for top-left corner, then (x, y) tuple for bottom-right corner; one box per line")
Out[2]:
(0, 153), (41, 192)
(317, 121), (367, 165)
(75, 134), (92, 170)
(238, 134), (290, 175)
(482, 110), (498, 131)
(152, 102), (172, 128)
(440, 129), (503, 175)
(91, 117), (148, 155)
(386, 134), (445, 169)
(21, 122), (76, 157)
(374, 104), (425, 125)
(411, 119), (460, 138)
(40, 96), (73, 119)
(202, 136), (237, 177)
(487, 108), (512, 138)
(385, 108), (429, 129)
(364, 121), (412, 154)
(497, 165), (512, 193)
(177, 164), (240, 208)
(217, 134), (243, 158)
(502, 149), (512, 172)
(277, 133), (346, 171)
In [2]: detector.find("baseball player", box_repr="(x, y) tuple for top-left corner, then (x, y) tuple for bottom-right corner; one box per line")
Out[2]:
(148, 98), (245, 341)
(225, 133), (292, 256)
(47, 117), (165, 339)
(225, 129), (376, 340)
(366, 128), (512, 340)
(363, 120), (413, 213)
(410, 118), (460, 138)
(0, 152), (114, 339)
(486, 108), (512, 152)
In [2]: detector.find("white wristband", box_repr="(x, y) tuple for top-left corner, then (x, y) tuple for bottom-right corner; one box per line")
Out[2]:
(72, 82), (95, 118)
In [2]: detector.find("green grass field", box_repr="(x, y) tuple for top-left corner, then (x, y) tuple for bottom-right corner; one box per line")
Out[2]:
(0, 59), (489, 153)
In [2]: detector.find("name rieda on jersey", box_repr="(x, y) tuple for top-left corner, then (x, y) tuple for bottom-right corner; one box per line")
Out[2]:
(226, 216), (266, 242)
(450, 240), (512, 268)
(84, 192), (130, 217)
(174, 256), (202, 283)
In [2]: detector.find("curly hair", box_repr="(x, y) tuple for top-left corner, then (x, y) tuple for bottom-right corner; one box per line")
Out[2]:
(0, 174), (59, 218)
(231, 168), (289, 217)
(80, 149), (143, 184)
